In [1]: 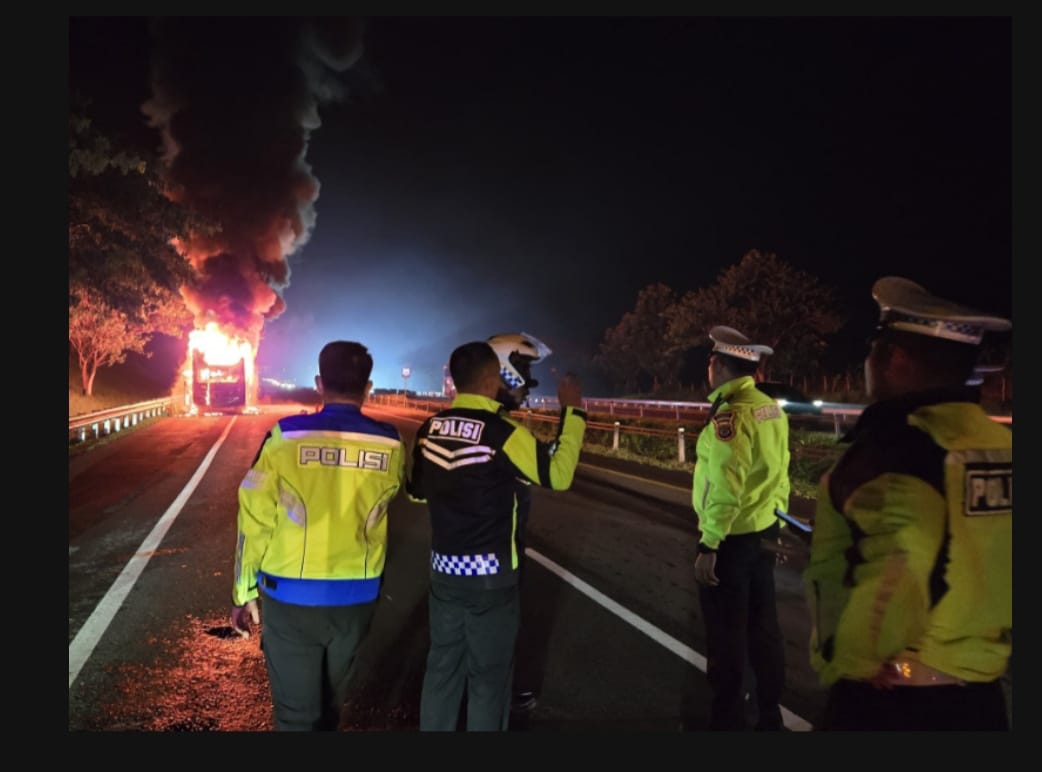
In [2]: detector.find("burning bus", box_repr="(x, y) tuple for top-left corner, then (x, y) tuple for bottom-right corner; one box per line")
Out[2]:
(186, 322), (257, 412)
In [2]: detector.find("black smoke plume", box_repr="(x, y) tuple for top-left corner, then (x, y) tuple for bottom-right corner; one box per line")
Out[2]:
(143, 17), (364, 349)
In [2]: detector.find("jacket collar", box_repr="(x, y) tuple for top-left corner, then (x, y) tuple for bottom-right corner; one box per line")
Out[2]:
(320, 401), (363, 413)
(708, 375), (757, 404)
(450, 393), (505, 413)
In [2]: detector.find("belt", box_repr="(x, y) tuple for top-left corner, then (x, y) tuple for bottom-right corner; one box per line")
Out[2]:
(885, 658), (966, 687)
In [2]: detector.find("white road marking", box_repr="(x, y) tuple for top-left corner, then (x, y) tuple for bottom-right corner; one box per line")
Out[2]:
(375, 405), (815, 729)
(68, 417), (238, 689)
(527, 547), (814, 731)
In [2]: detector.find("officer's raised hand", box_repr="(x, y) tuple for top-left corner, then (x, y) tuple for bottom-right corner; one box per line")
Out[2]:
(557, 371), (582, 408)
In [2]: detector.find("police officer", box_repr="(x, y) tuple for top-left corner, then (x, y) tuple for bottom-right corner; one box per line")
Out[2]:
(692, 326), (789, 731)
(804, 277), (1012, 730)
(486, 332), (551, 714)
(230, 341), (405, 731)
(408, 339), (586, 731)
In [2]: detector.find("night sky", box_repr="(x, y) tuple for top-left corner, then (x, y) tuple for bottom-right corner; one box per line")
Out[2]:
(68, 16), (1012, 396)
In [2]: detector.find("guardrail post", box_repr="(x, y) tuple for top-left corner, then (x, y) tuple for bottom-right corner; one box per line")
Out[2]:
(70, 397), (176, 447)
(677, 426), (686, 463)
(833, 413), (841, 439)
(613, 421), (620, 450)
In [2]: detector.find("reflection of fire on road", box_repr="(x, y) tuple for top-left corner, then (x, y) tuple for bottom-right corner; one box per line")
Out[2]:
(186, 322), (257, 413)
(91, 613), (273, 731)
(87, 610), (419, 731)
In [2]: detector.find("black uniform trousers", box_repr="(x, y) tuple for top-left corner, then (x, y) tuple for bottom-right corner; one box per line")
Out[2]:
(259, 591), (376, 731)
(822, 678), (1009, 730)
(419, 580), (520, 731)
(697, 523), (785, 730)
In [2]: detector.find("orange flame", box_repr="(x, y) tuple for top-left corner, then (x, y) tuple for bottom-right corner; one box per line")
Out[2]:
(188, 322), (253, 366)
(187, 322), (257, 408)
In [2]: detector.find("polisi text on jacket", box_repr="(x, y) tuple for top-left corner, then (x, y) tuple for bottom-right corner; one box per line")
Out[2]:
(299, 446), (390, 471)
(429, 417), (485, 444)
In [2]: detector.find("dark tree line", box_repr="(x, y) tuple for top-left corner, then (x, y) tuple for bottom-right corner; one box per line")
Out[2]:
(593, 250), (845, 397)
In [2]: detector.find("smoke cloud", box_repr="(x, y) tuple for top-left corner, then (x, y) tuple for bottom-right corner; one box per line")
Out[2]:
(142, 17), (364, 349)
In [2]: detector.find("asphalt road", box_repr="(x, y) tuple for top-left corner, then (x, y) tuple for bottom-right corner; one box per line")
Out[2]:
(67, 404), (828, 733)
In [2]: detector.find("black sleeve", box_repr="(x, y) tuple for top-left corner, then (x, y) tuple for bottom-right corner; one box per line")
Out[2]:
(406, 419), (430, 500)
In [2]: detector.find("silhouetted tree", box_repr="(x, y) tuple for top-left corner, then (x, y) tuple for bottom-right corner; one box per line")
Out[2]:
(665, 250), (843, 381)
(69, 281), (188, 396)
(68, 99), (201, 395)
(594, 283), (682, 394)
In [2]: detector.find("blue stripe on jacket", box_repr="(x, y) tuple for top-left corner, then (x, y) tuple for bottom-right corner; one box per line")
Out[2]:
(278, 402), (400, 440)
(258, 572), (381, 606)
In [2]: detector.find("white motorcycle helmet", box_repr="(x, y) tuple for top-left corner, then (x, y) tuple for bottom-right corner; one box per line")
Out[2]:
(486, 332), (552, 392)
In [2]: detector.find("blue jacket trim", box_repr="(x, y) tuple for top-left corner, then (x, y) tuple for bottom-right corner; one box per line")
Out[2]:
(257, 571), (380, 606)
(278, 403), (400, 441)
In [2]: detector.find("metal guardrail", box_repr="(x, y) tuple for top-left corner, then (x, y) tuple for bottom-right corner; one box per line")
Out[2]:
(69, 398), (174, 445)
(532, 395), (711, 420)
(519, 409), (696, 461)
(530, 397), (1012, 433)
(70, 393), (1011, 449)
(370, 394), (801, 464)
(369, 392), (1011, 460)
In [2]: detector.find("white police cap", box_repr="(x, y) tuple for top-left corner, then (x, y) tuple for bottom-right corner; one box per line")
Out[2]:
(709, 325), (773, 362)
(872, 277), (1011, 346)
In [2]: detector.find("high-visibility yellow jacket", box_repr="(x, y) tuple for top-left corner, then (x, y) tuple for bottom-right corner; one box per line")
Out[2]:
(805, 388), (1013, 685)
(692, 376), (791, 550)
(232, 402), (405, 607)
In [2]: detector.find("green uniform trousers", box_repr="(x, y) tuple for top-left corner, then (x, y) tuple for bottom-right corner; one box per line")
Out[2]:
(419, 581), (520, 731)
(260, 591), (376, 731)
